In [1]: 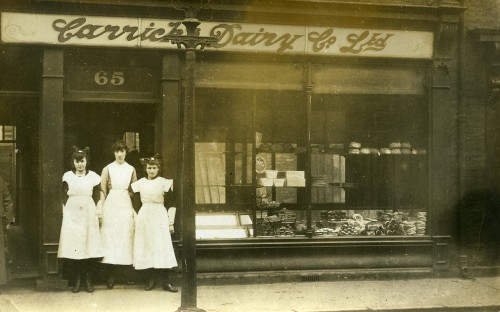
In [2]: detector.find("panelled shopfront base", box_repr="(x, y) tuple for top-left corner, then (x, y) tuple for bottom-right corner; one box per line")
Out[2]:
(183, 236), (451, 275)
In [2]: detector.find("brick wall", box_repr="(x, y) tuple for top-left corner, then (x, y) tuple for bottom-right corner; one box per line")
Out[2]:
(465, 0), (500, 29)
(459, 0), (500, 264)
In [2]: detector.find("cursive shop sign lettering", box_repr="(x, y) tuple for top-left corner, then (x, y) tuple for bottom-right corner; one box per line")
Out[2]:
(1, 13), (433, 59)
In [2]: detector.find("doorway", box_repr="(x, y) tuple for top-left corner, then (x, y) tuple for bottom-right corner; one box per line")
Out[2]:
(64, 102), (156, 176)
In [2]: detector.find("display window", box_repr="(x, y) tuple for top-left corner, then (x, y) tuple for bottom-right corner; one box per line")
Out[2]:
(309, 94), (428, 237)
(193, 60), (429, 239)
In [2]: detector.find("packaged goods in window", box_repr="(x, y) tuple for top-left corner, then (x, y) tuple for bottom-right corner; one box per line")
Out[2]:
(273, 178), (285, 187)
(402, 221), (417, 235)
(278, 208), (297, 224)
(338, 221), (359, 236)
(380, 148), (391, 154)
(348, 142), (361, 154)
(349, 142), (361, 149)
(255, 214), (281, 236)
(276, 224), (295, 236)
(258, 178), (274, 187)
(294, 220), (307, 235)
(315, 227), (337, 236)
(362, 221), (385, 236)
(385, 213), (406, 235)
(369, 148), (380, 155)
(256, 156), (267, 174)
(256, 186), (268, 200)
(286, 178), (306, 187)
(265, 170), (278, 179)
(285, 170), (305, 179)
(415, 211), (427, 235)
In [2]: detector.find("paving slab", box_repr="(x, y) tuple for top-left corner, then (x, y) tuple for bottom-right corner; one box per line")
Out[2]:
(0, 277), (499, 312)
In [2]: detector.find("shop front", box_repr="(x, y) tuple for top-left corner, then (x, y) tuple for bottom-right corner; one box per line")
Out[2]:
(0, 0), (465, 287)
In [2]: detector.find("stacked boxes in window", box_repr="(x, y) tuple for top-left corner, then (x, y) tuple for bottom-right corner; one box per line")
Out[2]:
(278, 208), (297, 224)
(275, 153), (297, 203)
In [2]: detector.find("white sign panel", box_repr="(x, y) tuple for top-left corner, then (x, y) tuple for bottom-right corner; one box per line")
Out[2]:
(1, 12), (433, 59)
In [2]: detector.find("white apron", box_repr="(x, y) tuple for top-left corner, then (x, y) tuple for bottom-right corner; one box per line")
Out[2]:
(100, 162), (136, 265)
(58, 170), (103, 260)
(132, 177), (177, 270)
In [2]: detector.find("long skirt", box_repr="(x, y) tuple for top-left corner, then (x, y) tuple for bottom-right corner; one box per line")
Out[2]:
(58, 195), (103, 259)
(100, 189), (136, 265)
(133, 203), (177, 270)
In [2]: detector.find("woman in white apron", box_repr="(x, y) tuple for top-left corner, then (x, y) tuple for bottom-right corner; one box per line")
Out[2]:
(131, 155), (178, 292)
(99, 140), (137, 289)
(58, 147), (103, 293)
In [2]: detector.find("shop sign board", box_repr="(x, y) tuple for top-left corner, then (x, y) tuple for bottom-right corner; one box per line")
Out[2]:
(1, 12), (433, 59)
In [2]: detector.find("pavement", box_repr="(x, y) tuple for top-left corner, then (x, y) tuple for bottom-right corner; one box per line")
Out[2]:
(0, 276), (499, 312)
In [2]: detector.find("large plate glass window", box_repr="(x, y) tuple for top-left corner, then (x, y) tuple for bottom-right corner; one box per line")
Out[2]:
(310, 61), (429, 237)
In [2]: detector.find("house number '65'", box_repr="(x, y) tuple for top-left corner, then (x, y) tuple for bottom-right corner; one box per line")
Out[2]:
(94, 71), (125, 86)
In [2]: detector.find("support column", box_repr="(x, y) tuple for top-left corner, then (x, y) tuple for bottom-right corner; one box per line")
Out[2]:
(36, 49), (67, 291)
(430, 16), (460, 271)
(179, 46), (200, 311)
(155, 53), (182, 240)
(158, 53), (181, 212)
(304, 62), (313, 238)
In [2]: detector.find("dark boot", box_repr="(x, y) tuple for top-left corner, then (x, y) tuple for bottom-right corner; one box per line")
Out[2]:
(85, 271), (94, 293)
(162, 269), (178, 293)
(71, 261), (81, 293)
(144, 269), (156, 291)
(84, 261), (94, 293)
(72, 274), (81, 293)
(106, 265), (115, 289)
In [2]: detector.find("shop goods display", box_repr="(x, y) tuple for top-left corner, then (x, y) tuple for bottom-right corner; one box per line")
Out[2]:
(346, 141), (426, 156)
(253, 134), (427, 237)
(311, 210), (428, 237)
(257, 171), (306, 187)
(255, 208), (297, 237)
(256, 156), (267, 174)
(415, 212), (427, 235)
(337, 221), (360, 236)
(402, 220), (417, 235)
(320, 210), (347, 221)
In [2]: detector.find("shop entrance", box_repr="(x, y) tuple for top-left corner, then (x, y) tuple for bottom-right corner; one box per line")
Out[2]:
(64, 102), (156, 176)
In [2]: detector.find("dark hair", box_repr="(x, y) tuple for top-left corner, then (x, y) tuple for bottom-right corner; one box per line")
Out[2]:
(71, 146), (90, 169)
(111, 140), (129, 153)
(140, 154), (162, 173)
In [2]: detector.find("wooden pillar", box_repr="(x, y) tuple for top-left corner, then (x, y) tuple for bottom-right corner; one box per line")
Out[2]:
(430, 16), (460, 271)
(304, 62), (313, 238)
(36, 49), (67, 291)
(158, 52), (182, 240)
(158, 53), (181, 202)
